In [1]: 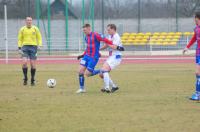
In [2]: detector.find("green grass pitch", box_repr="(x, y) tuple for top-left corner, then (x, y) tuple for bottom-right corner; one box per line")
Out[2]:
(0, 63), (200, 132)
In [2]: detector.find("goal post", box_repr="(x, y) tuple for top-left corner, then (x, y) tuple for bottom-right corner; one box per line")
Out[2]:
(4, 4), (8, 64)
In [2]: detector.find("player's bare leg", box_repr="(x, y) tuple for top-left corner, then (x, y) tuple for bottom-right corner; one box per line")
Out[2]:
(85, 70), (92, 77)
(22, 57), (28, 85)
(30, 60), (36, 86)
(195, 65), (200, 75)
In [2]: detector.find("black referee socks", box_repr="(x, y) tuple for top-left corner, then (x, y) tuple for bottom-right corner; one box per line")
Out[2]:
(22, 67), (28, 80)
(31, 68), (36, 81)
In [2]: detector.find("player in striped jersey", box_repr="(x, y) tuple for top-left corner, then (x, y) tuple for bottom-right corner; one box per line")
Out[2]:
(76, 24), (124, 93)
(183, 12), (200, 100)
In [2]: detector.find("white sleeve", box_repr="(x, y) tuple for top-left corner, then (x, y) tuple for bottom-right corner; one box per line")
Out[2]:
(113, 35), (121, 46)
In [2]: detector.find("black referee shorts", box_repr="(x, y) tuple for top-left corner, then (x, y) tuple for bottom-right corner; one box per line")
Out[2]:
(21, 45), (37, 60)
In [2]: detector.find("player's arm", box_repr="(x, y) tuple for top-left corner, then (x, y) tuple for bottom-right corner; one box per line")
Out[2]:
(95, 33), (113, 45)
(17, 28), (24, 55)
(36, 27), (42, 47)
(107, 42), (125, 51)
(183, 33), (196, 54)
(100, 44), (108, 50)
(108, 38), (125, 51)
(18, 28), (23, 49)
(77, 37), (88, 60)
(112, 36), (125, 51)
(77, 51), (86, 60)
(95, 33), (117, 50)
(95, 33), (124, 51)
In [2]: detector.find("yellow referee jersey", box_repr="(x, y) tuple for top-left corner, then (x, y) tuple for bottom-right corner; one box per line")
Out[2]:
(18, 25), (42, 48)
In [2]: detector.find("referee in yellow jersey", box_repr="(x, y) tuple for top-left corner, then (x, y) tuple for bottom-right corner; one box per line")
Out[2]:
(18, 17), (42, 86)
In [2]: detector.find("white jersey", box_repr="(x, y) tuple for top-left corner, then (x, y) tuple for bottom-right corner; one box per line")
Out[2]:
(106, 33), (123, 70)
(107, 33), (122, 56)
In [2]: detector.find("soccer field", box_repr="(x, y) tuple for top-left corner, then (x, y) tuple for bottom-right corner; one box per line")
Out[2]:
(0, 63), (200, 132)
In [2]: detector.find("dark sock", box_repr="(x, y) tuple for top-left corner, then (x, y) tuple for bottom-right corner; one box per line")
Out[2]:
(79, 74), (84, 89)
(22, 67), (28, 80)
(31, 68), (36, 81)
(196, 75), (200, 92)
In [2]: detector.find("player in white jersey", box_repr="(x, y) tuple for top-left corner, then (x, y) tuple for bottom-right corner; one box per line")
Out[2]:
(100, 24), (124, 93)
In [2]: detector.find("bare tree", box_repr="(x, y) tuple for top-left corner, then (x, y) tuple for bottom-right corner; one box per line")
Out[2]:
(179, 0), (200, 17)
(1, 0), (200, 19)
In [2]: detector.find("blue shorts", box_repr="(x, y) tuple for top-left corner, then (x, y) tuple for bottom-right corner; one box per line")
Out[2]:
(22, 45), (37, 60)
(196, 56), (200, 65)
(80, 55), (99, 72)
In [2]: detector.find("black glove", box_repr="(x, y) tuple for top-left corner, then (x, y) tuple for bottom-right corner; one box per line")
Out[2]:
(77, 54), (84, 60)
(117, 46), (125, 51)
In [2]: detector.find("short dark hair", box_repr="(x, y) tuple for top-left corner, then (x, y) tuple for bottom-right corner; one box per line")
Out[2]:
(82, 23), (91, 28)
(107, 24), (117, 31)
(26, 16), (32, 19)
(195, 12), (200, 19)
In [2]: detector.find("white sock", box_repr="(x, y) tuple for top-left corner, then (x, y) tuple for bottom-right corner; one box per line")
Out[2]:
(109, 78), (116, 88)
(103, 72), (110, 89)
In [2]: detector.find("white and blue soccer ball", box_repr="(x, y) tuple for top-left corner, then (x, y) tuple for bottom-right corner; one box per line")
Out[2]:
(47, 79), (56, 88)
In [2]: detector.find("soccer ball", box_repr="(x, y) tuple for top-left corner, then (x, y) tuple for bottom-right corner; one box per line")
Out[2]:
(47, 79), (56, 88)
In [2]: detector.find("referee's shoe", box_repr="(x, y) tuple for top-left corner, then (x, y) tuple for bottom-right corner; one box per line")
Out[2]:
(23, 78), (28, 85)
(31, 79), (35, 86)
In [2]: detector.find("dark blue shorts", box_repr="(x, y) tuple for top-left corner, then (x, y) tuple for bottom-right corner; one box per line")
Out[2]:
(22, 45), (37, 60)
(80, 55), (99, 72)
(196, 56), (200, 65)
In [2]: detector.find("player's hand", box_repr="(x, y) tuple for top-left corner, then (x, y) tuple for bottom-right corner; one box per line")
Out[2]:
(77, 54), (84, 60)
(18, 47), (24, 55)
(116, 46), (125, 51)
(37, 46), (42, 51)
(183, 47), (188, 55)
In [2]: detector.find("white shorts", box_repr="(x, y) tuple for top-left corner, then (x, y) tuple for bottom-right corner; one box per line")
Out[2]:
(106, 55), (122, 70)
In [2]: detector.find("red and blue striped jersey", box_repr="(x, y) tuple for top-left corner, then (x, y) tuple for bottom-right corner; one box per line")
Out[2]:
(83, 32), (113, 58)
(187, 25), (200, 55)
